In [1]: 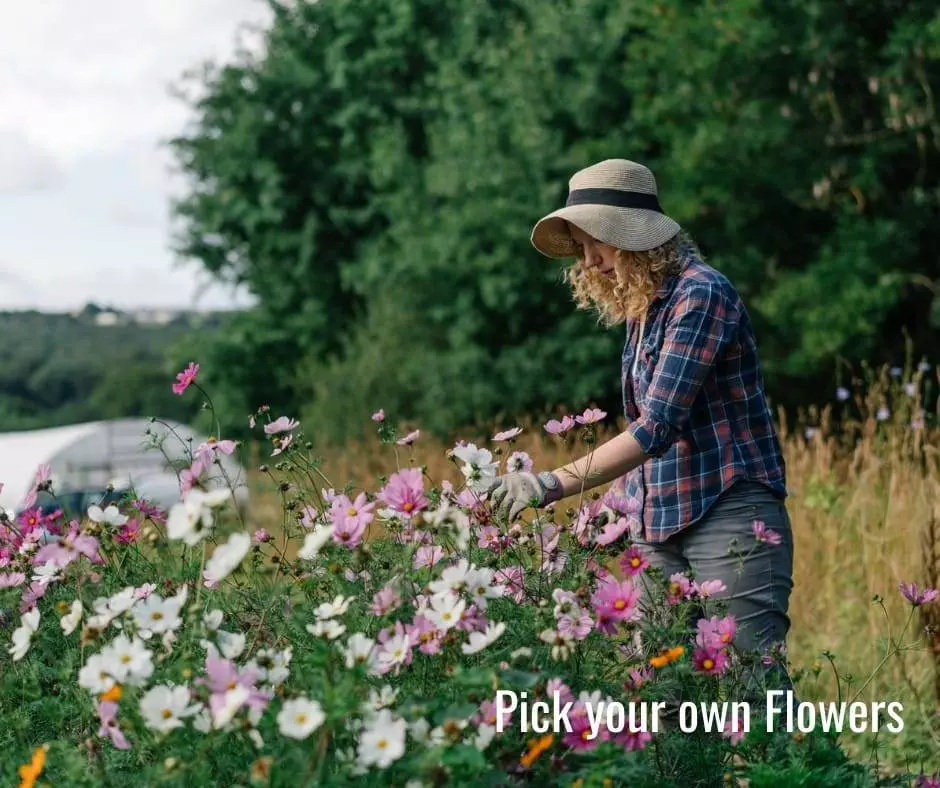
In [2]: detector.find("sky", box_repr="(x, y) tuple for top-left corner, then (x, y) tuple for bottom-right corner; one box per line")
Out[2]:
(0, 0), (274, 311)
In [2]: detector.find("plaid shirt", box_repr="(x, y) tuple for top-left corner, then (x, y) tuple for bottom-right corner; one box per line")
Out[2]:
(622, 247), (787, 543)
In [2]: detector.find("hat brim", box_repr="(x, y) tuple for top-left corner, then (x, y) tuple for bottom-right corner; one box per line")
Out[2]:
(530, 204), (681, 258)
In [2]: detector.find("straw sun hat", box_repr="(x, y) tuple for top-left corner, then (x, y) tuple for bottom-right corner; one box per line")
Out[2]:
(530, 159), (681, 257)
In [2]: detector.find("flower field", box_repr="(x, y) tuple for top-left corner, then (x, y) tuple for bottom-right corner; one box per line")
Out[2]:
(0, 364), (938, 787)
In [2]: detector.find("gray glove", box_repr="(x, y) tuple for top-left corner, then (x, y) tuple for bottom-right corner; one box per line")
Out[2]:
(483, 471), (563, 522)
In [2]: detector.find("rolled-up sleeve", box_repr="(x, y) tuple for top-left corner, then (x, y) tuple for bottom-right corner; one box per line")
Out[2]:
(629, 283), (739, 457)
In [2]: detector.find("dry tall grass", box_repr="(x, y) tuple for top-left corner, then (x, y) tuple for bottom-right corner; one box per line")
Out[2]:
(245, 378), (940, 757)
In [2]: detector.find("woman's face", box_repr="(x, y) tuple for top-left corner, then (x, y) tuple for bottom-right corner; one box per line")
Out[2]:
(568, 223), (619, 278)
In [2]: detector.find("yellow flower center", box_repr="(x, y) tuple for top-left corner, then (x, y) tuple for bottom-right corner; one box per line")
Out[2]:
(630, 557), (641, 567)
(377, 738), (388, 750)
(346, 507), (358, 517)
(613, 599), (626, 610)
(295, 713), (307, 725)
(151, 611), (164, 621)
(703, 658), (715, 670)
(161, 709), (173, 719)
(403, 502), (415, 512)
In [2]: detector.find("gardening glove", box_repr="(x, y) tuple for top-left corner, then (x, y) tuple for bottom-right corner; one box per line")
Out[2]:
(483, 471), (563, 522)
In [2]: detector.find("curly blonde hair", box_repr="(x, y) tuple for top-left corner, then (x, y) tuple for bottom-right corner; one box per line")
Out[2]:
(562, 231), (696, 326)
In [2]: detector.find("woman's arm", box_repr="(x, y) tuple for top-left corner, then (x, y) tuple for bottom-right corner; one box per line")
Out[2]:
(549, 429), (648, 499)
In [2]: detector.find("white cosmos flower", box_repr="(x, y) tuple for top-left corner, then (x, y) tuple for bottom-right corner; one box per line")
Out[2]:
(465, 567), (505, 611)
(103, 635), (154, 686)
(212, 684), (250, 729)
(216, 630), (246, 660)
(166, 488), (230, 546)
(78, 653), (116, 694)
(204, 532), (251, 585)
(373, 634), (411, 675)
(451, 443), (499, 490)
(306, 619), (346, 640)
(192, 708), (212, 734)
(203, 609), (224, 631)
(343, 633), (376, 670)
(474, 724), (496, 751)
(357, 709), (407, 769)
(408, 718), (431, 745)
(133, 593), (184, 635)
(88, 504), (129, 527)
(60, 599), (83, 635)
(461, 621), (506, 655)
(297, 526), (332, 560)
(424, 592), (465, 632)
(31, 561), (61, 587)
(539, 628), (575, 661)
(9, 607), (40, 661)
(277, 697), (326, 740)
(139, 685), (201, 733)
(245, 646), (293, 686)
(314, 595), (355, 620)
(365, 685), (398, 713)
(428, 559), (471, 596)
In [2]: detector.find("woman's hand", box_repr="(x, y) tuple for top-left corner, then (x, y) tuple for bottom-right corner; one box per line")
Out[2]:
(481, 471), (563, 522)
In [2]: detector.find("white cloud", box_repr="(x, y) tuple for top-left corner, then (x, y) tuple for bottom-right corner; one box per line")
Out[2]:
(0, 0), (272, 310)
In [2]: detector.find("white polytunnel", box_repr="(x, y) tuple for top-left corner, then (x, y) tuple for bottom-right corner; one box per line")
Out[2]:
(0, 418), (249, 515)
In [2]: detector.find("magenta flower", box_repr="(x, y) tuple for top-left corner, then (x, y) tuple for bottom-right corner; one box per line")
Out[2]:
(492, 427), (523, 442)
(34, 522), (101, 567)
(624, 667), (652, 692)
(371, 409), (385, 422)
(505, 450), (534, 473)
(396, 429), (420, 446)
(474, 698), (514, 731)
(456, 603), (487, 633)
(115, 519), (141, 545)
(331, 514), (367, 549)
(264, 416), (299, 435)
(595, 516), (630, 546)
(564, 701), (607, 750)
(413, 545), (445, 569)
(546, 678), (575, 706)
(331, 493), (375, 534)
(720, 713), (746, 746)
(752, 519), (782, 546)
(369, 583), (402, 616)
(405, 615), (443, 656)
(378, 468), (429, 519)
(695, 579), (727, 598)
(692, 646), (730, 676)
(133, 498), (166, 523)
(696, 615), (737, 650)
(544, 415), (576, 435)
(619, 546), (649, 577)
(615, 728), (652, 752)
(253, 528), (271, 544)
(914, 774), (940, 788)
(172, 362), (199, 395)
(574, 408), (607, 425)
(591, 578), (642, 631)
(899, 581), (940, 607)
(96, 700), (132, 750)
(202, 656), (272, 715)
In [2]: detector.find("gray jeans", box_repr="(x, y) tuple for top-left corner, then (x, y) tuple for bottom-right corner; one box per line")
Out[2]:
(634, 480), (794, 656)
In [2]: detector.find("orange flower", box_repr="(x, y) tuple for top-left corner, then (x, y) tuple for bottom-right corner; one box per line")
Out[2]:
(649, 645), (685, 668)
(519, 733), (554, 768)
(100, 684), (123, 702)
(18, 744), (47, 788)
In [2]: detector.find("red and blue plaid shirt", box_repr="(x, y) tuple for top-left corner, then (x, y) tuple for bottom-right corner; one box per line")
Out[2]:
(622, 246), (787, 542)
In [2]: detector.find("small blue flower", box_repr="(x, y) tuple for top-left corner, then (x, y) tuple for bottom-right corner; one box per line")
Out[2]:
(904, 382), (917, 397)
(836, 387), (850, 402)
(876, 406), (890, 421)
(889, 366), (903, 378)
(917, 360), (931, 373)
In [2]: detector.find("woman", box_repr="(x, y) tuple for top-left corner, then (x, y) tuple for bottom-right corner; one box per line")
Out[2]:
(485, 158), (793, 660)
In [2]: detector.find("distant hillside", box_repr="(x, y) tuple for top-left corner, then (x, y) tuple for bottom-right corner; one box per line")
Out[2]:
(0, 307), (230, 432)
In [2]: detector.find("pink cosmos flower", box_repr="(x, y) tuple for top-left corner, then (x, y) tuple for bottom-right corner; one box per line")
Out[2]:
(180, 459), (205, 495)
(595, 516), (631, 546)
(505, 450), (533, 473)
(35, 463), (52, 487)
(96, 700), (132, 750)
(585, 557), (612, 583)
(495, 565), (525, 603)
(543, 415), (576, 435)
(134, 583), (157, 600)
(574, 408), (607, 425)
(474, 698), (514, 731)
(271, 433), (293, 456)
(253, 528), (271, 544)
(914, 774), (940, 788)
(624, 667), (652, 692)
(492, 427), (523, 442)
(264, 416), (299, 435)
(752, 519), (782, 546)
(615, 728), (652, 752)
(371, 409), (385, 422)
(0, 572), (26, 588)
(369, 583), (402, 616)
(405, 615), (443, 656)
(332, 515), (367, 549)
(299, 505), (319, 529)
(378, 468), (429, 519)
(203, 657), (272, 716)
(413, 545), (445, 569)
(564, 701), (608, 751)
(899, 581), (940, 607)
(666, 572), (695, 605)
(546, 678), (575, 707)
(695, 579), (727, 598)
(619, 545), (649, 577)
(331, 493), (375, 534)
(456, 603), (488, 633)
(696, 615), (737, 650)
(20, 581), (47, 612)
(557, 611), (594, 640)
(591, 578), (642, 633)
(196, 439), (238, 467)
(33, 522), (101, 567)
(396, 429), (420, 446)
(692, 646), (730, 676)
(172, 362), (199, 395)
(133, 499), (166, 523)
(720, 713), (747, 746)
